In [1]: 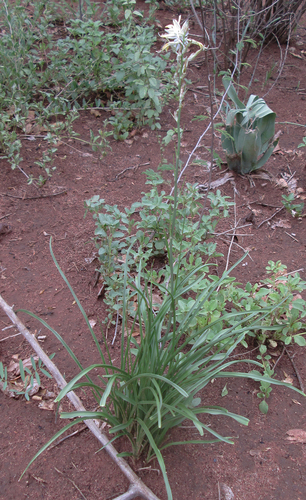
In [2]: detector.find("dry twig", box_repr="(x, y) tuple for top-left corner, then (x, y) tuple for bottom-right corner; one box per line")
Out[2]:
(285, 231), (299, 242)
(284, 347), (305, 393)
(0, 213), (11, 221)
(49, 425), (87, 450)
(0, 191), (67, 200)
(54, 467), (88, 500)
(0, 332), (21, 342)
(225, 189), (237, 272)
(257, 207), (284, 229)
(107, 162), (150, 182)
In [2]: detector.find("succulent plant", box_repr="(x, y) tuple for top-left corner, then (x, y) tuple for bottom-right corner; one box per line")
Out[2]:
(221, 76), (279, 174)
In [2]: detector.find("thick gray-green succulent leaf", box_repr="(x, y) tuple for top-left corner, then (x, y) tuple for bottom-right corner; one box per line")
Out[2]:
(221, 77), (278, 174)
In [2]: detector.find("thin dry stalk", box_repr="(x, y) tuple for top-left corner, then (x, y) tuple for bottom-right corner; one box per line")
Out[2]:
(284, 346), (305, 393)
(225, 189), (237, 272)
(257, 207), (284, 228)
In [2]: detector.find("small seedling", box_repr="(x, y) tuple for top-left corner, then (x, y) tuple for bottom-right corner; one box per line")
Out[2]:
(298, 137), (306, 148)
(282, 193), (304, 218)
(0, 356), (52, 400)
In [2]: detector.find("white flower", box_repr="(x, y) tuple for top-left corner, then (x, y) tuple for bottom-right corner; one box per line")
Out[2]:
(159, 16), (205, 116)
(161, 16), (189, 51)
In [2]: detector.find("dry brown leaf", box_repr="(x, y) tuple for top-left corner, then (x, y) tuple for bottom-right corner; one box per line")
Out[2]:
(288, 178), (297, 192)
(289, 51), (303, 59)
(273, 143), (282, 153)
(30, 124), (48, 134)
(282, 376), (293, 384)
(270, 351), (281, 357)
(271, 220), (291, 229)
(276, 178), (288, 189)
(28, 379), (40, 396)
(7, 355), (38, 375)
(220, 483), (235, 500)
(151, 293), (163, 311)
(90, 109), (101, 118)
(129, 129), (138, 138)
(27, 110), (36, 121)
(25, 122), (34, 134)
(286, 429), (306, 443)
(289, 294), (303, 310)
(42, 390), (56, 400)
(249, 449), (261, 456)
(0, 380), (19, 398)
(38, 400), (55, 411)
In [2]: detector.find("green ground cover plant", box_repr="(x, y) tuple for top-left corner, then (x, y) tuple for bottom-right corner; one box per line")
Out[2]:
(0, 0), (171, 182)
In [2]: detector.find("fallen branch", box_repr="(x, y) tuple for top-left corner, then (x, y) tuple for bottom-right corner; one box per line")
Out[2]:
(0, 294), (161, 500)
(284, 346), (305, 393)
(0, 191), (67, 200)
(49, 425), (87, 450)
(225, 189), (237, 272)
(257, 207), (284, 229)
(107, 162), (150, 183)
(0, 213), (12, 221)
(55, 467), (88, 500)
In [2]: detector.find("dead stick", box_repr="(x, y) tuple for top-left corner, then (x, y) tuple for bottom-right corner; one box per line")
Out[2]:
(285, 231), (299, 242)
(284, 346), (305, 393)
(49, 425), (87, 450)
(0, 294), (161, 500)
(225, 189), (236, 272)
(238, 201), (282, 209)
(257, 207), (284, 229)
(0, 191), (67, 200)
(0, 332), (21, 342)
(0, 213), (12, 221)
(54, 467), (88, 500)
(273, 345), (286, 370)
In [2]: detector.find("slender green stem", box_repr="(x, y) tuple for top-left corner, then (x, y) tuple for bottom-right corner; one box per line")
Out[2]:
(169, 51), (185, 297)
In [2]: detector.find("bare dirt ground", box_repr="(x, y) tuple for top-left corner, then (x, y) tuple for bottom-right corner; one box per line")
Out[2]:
(1, 4), (306, 500)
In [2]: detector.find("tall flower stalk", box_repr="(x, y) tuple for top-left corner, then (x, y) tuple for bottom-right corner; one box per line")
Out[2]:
(160, 17), (204, 294)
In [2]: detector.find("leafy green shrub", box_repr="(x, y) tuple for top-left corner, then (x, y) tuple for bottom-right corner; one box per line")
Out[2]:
(221, 77), (279, 174)
(227, 260), (306, 413)
(85, 174), (232, 322)
(228, 261), (306, 348)
(0, 0), (171, 177)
